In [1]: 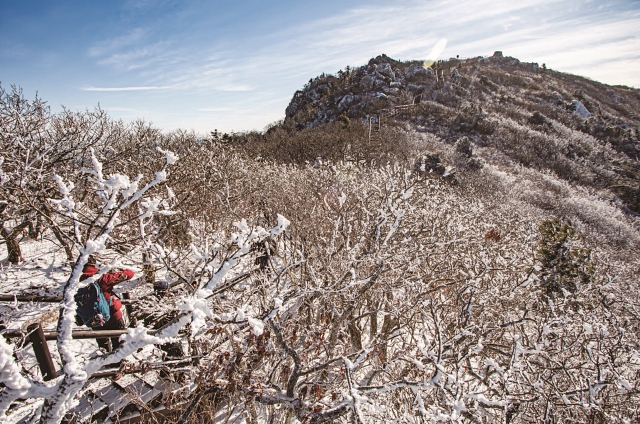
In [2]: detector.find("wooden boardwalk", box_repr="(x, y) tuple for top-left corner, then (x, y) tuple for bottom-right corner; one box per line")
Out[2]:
(64, 352), (192, 423)
(2, 295), (192, 423)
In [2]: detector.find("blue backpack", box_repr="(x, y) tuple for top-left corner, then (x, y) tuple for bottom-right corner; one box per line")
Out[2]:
(75, 281), (112, 327)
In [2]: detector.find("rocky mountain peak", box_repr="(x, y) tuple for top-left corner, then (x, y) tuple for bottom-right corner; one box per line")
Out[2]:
(283, 53), (640, 214)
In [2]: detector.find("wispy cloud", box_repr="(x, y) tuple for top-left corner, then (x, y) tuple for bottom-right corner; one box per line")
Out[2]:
(103, 107), (137, 112)
(197, 107), (233, 112)
(217, 84), (254, 92)
(82, 86), (172, 91)
(81, 0), (640, 133)
(88, 28), (148, 57)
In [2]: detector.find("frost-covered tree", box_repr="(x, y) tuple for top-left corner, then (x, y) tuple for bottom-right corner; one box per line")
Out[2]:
(0, 146), (181, 421)
(0, 84), (49, 263)
(0, 144), (298, 423)
(0, 84), (120, 263)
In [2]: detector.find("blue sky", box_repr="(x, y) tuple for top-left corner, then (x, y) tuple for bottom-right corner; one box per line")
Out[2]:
(1, 0), (639, 134)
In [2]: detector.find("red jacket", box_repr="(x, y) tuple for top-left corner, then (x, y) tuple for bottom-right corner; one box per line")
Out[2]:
(80, 264), (134, 321)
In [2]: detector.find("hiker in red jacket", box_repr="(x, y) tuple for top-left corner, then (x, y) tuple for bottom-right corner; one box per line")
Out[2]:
(80, 256), (134, 351)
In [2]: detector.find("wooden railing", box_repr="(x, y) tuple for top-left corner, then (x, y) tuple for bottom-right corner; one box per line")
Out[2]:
(1, 293), (138, 381)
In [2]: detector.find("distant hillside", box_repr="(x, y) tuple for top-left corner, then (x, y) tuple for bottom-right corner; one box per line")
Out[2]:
(283, 52), (640, 214)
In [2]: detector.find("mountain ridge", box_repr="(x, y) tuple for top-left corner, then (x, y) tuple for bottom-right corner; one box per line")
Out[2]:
(282, 52), (640, 215)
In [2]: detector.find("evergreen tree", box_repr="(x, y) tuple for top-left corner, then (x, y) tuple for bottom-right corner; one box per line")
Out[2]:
(537, 219), (593, 296)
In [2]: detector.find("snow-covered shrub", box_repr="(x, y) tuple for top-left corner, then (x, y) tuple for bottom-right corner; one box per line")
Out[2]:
(240, 120), (416, 166)
(3, 140), (639, 422)
(0, 84), (55, 264)
(161, 163), (640, 423)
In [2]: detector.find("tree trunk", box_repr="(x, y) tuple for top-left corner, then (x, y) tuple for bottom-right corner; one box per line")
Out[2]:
(348, 314), (363, 351)
(49, 223), (74, 262)
(2, 227), (23, 264)
(6, 237), (23, 264)
(143, 252), (156, 284)
(379, 313), (399, 362)
(369, 301), (378, 340)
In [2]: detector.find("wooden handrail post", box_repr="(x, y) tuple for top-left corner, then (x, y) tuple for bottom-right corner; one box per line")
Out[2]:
(122, 292), (136, 327)
(27, 323), (56, 381)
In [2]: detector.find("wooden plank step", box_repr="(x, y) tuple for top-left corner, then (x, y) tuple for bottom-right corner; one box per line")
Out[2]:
(135, 370), (160, 388)
(84, 375), (157, 422)
(67, 391), (109, 423)
(117, 377), (157, 405)
(94, 382), (133, 419)
(68, 359), (184, 422)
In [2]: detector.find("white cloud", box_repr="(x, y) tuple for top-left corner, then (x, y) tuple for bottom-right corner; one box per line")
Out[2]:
(82, 86), (172, 91)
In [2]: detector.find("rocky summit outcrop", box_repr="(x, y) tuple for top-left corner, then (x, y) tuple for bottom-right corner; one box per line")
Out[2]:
(286, 54), (440, 127)
(283, 52), (640, 214)
(286, 52), (555, 130)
